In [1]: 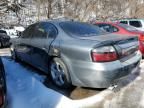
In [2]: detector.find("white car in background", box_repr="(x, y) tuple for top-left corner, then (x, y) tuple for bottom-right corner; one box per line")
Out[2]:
(2, 26), (25, 38)
(119, 19), (144, 31)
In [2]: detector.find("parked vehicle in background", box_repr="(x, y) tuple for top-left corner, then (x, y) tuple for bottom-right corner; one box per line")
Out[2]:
(0, 30), (10, 48)
(1, 26), (25, 39)
(0, 57), (7, 108)
(95, 22), (144, 56)
(119, 19), (144, 31)
(11, 19), (141, 88)
(14, 26), (25, 37)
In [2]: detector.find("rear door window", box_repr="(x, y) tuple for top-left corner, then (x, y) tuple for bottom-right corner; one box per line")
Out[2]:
(22, 24), (36, 38)
(40, 22), (58, 38)
(32, 25), (47, 38)
(129, 21), (142, 28)
(31, 22), (58, 39)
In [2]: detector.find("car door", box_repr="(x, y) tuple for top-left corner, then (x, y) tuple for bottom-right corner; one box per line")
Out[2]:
(15, 24), (36, 64)
(30, 22), (58, 73)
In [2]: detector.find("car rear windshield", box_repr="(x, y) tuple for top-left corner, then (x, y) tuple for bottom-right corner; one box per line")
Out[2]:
(59, 21), (106, 37)
(118, 23), (138, 31)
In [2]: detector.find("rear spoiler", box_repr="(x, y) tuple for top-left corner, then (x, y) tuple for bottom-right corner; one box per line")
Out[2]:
(93, 36), (138, 48)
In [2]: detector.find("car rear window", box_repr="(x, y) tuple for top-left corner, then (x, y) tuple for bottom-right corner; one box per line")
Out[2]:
(118, 23), (138, 31)
(59, 21), (106, 37)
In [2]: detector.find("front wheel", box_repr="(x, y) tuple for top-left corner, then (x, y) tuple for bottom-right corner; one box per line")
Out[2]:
(50, 58), (71, 88)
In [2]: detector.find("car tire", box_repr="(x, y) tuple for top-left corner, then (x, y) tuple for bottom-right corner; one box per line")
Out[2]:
(50, 58), (71, 88)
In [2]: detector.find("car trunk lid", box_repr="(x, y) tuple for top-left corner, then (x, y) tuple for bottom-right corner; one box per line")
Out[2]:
(79, 33), (139, 61)
(113, 37), (139, 61)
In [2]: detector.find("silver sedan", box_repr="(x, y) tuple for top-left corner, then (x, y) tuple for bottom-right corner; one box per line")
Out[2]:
(10, 19), (141, 88)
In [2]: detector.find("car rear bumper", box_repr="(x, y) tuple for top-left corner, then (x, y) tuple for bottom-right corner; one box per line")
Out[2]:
(70, 51), (142, 88)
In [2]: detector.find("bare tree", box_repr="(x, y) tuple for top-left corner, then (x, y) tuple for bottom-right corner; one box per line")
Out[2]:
(34, 0), (53, 19)
(1, 0), (144, 25)
(0, 0), (25, 24)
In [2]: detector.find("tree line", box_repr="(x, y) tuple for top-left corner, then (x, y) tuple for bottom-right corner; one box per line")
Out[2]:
(0, 0), (144, 25)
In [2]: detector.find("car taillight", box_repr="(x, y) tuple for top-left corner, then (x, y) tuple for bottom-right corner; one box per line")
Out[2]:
(91, 46), (118, 62)
(139, 34), (144, 41)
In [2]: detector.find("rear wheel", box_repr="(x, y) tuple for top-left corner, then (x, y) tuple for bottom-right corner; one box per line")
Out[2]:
(50, 58), (71, 88)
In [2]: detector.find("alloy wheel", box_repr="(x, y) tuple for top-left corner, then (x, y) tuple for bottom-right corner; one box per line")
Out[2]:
(50, 61), (65, 86)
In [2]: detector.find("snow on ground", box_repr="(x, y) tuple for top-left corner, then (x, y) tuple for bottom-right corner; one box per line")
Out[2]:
(0, 49), (116, 108)
(1, 56), (117, 108)
(2, 57), (74, 108)
(1, 52), (144, 108)
(2, 56), (112, 108)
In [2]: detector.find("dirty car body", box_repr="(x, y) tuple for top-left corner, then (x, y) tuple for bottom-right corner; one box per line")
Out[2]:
(11, 20), (141, 88)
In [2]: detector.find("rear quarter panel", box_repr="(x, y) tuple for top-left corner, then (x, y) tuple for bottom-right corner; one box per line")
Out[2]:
(57, 36), (100, 85)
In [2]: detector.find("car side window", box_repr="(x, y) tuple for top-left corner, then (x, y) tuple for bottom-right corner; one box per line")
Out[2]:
(98, 24), (118, 33)
(129, 21), (142, 28)
(40, 22), (58, 38)
(32, 25), (47, 38)
(120, 21), (128, 24)
(97, 24), (111, 32)
(21, 24), (36, 38)
(111, 25), (119, 32)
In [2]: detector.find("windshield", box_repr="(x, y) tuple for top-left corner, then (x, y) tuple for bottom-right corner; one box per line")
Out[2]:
(118, 23), (138, 31)
(60, 21), (107, 37)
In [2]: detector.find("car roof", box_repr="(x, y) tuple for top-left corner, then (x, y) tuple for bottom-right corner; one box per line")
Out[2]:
(39, 18), (74, 24)
(119, 19), (144, 21)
